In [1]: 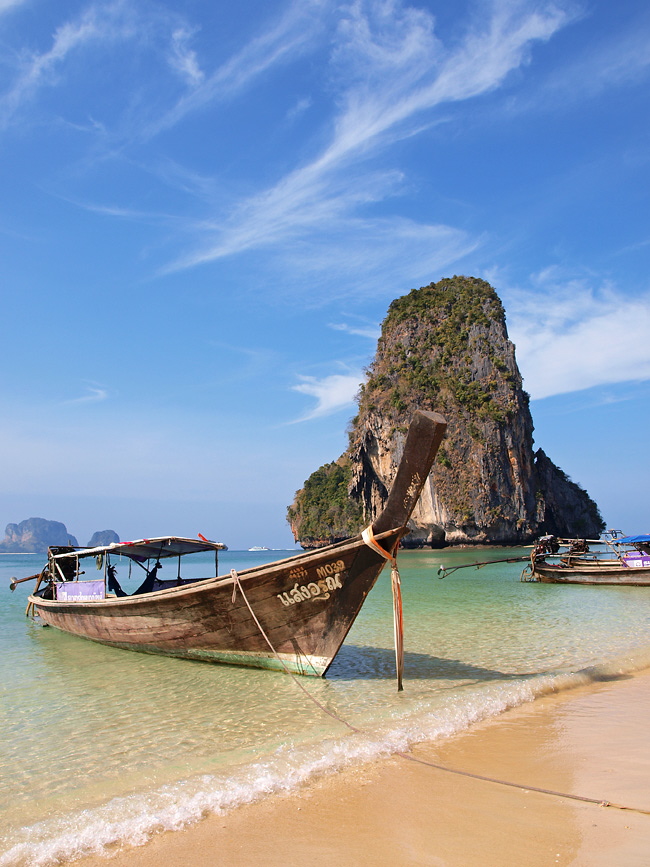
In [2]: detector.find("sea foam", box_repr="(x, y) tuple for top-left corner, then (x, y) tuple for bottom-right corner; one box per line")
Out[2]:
(3, 649), (650, 867)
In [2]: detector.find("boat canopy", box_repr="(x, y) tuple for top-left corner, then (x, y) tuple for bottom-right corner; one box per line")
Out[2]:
(49, 536), (227, 563)
(613, 535), (650, 546)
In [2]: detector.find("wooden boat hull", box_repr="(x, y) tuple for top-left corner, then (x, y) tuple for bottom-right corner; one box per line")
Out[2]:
(27, 410), (448, 677)
(532, 563), (650, 586)
(30, 530), (400, 676)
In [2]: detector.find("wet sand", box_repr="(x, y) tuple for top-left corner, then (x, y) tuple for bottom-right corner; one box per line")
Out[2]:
(85, 671), (650, 866)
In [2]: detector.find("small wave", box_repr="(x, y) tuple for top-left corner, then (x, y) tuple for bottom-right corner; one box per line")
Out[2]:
(3, 647), (650, 867)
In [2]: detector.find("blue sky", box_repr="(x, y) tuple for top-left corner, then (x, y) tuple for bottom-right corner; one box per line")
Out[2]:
(1, 0), (649, 549)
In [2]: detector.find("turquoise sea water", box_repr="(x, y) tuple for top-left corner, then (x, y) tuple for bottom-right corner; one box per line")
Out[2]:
(2, 547), (650, 865)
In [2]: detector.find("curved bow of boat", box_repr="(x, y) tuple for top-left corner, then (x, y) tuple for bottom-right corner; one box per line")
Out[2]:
(371, 409), (447, 536)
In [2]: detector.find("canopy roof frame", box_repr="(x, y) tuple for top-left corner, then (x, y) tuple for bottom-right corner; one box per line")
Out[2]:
(48, 536), (227, 564)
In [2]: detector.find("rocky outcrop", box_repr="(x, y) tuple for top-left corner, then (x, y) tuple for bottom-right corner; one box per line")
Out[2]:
(87, 530), (120, 547)
(288, 277), (604, 547)
(0, 519), (121, 553)
(0, 518), (79, 554)
(532, 449), (603, 539)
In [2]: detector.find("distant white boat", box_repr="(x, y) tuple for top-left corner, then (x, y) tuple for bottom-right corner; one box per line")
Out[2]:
(248, 546), (270, 551)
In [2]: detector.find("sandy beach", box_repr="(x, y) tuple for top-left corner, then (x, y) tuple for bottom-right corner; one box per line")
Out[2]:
(80, 669), (650, 867)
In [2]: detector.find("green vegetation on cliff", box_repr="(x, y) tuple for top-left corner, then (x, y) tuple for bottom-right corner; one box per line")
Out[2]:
(357, 276), (517, 429)
(287, 458), (364, 545)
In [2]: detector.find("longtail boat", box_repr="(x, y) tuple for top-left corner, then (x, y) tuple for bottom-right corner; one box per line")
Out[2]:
(525, 533), (650, 585)
(14, 411), (446, 680)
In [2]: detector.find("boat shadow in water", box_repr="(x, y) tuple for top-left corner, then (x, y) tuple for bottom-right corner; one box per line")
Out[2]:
(328, 644), (541, 683)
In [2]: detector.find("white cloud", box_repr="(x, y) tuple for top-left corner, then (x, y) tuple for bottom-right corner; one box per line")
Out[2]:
(286, 96), (312, 121)
(0, 2), (137, 129)
(169, 0), (569, 272)
(263, 216), (481, 303)
(12, 0), (572, 295)
(329, 321), (381, 340)
(0, 1), (314, 138)
(0, 0), (28, 13)
(523, 9), (650, 109)
(291, 371), (364, 421)
(144, 1), (325, 140)
(62, 385), (109, 405)
(506, 277), (650, 399)
(168, 27), (204, 86)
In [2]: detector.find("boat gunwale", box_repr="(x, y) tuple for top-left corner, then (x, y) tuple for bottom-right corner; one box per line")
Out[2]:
(535, 562), (650, 572)
(533, 563), (650, 576)
(29, 527), (402, 611)
(531, 560), (650, 585)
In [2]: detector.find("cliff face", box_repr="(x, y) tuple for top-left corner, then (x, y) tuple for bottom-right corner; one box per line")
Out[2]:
(289, 277), (604, 547)
(532, 449), (603, 539)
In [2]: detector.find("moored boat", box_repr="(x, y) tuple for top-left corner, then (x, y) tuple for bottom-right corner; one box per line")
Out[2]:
(14, 411), (446, 679)
(525, 533), (650, 585)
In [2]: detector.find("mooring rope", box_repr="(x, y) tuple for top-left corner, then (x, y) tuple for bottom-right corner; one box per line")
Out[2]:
(230, 569), (360, 733)
(392, 750), (650, 815)
(229, 569), (650, 817)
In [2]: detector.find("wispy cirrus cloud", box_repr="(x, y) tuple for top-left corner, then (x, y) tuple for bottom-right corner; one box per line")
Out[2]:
(505, 272), (650, 400)
(513, 7), (650, 112)
(267, 216), (481, 302)
(0, 1), (138, 131)
(2, 0), (578, 308)
(329, 321), (380, 340)
(62, 385), (109, 405)
(169, 0), (571, 273)
(286, 96), (313, 122)
(141, 0), (326, 141)
(0, 0), (318, 140)
(168, 27), (204, 87)
(0, 0), (29, 13)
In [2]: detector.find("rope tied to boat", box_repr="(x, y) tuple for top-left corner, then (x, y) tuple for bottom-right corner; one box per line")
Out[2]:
(229, 569), (360, 732)
(362, 525), (404, 691)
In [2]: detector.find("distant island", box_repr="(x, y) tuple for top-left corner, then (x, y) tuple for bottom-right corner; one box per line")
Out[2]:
(87, 530), (120, 548)
(0, 518), (119, 554)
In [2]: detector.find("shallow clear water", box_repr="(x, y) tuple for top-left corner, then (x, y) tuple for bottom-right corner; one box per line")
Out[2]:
(2, 547), (650, 865)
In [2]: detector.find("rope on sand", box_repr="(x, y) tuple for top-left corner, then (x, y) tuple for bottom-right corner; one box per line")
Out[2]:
(230, 569), (650, 817)
(393, 750), (650, 816)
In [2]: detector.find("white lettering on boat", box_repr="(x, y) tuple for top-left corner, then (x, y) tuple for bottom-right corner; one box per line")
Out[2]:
(276, 566), (345, 607)
(315, 559), (345, 579)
